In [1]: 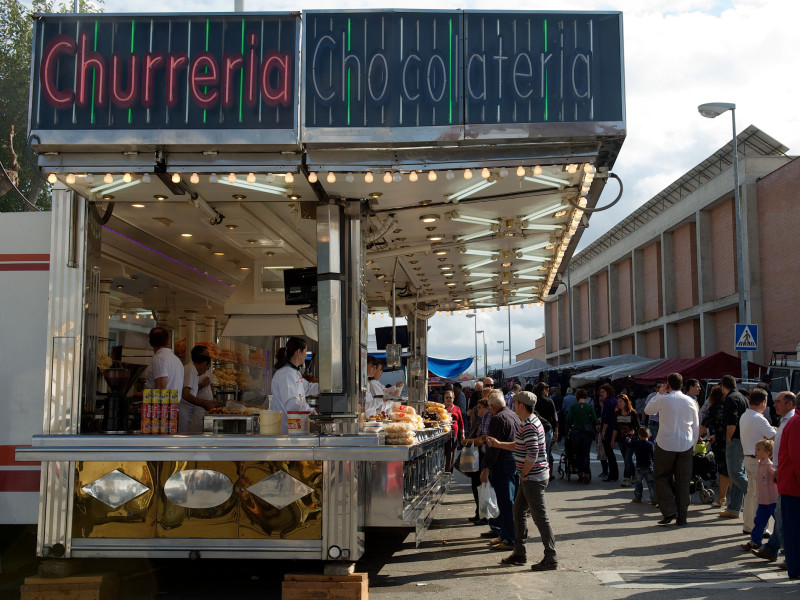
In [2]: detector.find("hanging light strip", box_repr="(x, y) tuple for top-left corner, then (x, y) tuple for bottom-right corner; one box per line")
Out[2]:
(446, 211), (500, 226)
(446, 179), (497, 202)
(516, 241), (554, 254)
(522, 174), (570, 188)
(89, 178), (125, 193)
(521, 202), (567, 223)
(521, 224), (562, 231)
(98, 180), (142, 195)
(466, 272), (496, 278)
(455, 230), (494, 242)
(466, 278), (494, 287)
(217, 179), (288, 196)
(462, 248), (498, 257)
(464, 258), (495, 270)
(516, 254), (549, 263)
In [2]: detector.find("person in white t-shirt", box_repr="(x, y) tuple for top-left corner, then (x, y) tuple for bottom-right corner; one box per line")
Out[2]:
(181, 345), (220, 434)
(645, 372), (700, 527)
(739, 387), (776, 534)
(144, 327), (184, 393)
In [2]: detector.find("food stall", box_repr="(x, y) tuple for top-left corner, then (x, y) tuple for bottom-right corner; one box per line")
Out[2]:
(18, 9), (625, 562)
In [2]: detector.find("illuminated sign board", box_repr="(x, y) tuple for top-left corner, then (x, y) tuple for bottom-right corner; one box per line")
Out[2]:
(303, 10), (624, 143)
(30, 14), (299, 142)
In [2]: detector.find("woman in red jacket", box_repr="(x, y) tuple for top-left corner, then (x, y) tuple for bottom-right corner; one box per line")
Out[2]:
(444, 389), (466, 471)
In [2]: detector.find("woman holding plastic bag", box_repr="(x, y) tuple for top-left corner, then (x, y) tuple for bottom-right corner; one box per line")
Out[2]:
(463, 399), (491, 522)
(486, 391), (558, 571)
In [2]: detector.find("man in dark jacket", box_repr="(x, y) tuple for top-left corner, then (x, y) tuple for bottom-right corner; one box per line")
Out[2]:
(719, 374), (749, 520)
(480, 389), (521, 552)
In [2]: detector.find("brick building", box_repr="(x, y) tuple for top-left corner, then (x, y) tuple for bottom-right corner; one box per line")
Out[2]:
(544, 126), (797, 366)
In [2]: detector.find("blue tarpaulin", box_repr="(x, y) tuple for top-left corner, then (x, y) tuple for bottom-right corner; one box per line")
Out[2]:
(427, 356), (474, 379)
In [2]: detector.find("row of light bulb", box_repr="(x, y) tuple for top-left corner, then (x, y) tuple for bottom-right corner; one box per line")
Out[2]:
(47, 172), (296, 186)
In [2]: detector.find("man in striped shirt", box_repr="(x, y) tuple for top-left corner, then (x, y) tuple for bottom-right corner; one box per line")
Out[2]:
(486, 391), (557, 571)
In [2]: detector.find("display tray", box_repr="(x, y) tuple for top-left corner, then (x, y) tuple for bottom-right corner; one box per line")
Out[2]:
(203, 413), (259, 435)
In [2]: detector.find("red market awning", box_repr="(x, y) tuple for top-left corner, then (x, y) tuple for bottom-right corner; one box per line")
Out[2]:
(633, 351), (762, 385)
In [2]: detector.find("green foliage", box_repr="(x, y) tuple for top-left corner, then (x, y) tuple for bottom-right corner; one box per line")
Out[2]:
(0, 0), (103, 212)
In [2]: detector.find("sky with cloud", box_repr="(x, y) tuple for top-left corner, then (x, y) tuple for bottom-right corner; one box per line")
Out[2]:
(47, 0), (800, 371)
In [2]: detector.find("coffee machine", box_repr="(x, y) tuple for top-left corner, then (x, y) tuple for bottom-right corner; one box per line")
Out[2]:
(102, 368), (131, 433)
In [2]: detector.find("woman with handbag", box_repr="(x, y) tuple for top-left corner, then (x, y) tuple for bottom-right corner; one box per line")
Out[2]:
(567, 389), (598, 484)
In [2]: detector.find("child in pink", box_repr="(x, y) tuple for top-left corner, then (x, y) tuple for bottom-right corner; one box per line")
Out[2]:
(742, 439), (777, 550)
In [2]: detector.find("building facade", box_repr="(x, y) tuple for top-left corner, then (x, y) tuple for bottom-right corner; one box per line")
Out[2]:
(545, 126), (797, 366)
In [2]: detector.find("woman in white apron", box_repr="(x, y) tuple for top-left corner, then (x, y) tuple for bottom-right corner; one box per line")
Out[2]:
(270, 337), (318, 434)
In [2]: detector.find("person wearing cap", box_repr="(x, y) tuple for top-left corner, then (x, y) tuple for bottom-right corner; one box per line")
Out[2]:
(486, 390), (557, 571)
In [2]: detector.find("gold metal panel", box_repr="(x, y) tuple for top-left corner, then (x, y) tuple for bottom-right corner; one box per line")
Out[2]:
(73, 461), (157, 539)
(239, 461), (322, 540)
(157, 462), (239, 539)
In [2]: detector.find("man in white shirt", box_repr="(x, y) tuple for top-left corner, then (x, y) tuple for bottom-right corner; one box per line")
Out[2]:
(645, 372), (700, 527)
(754, 391), (797, 561)
(144, 327), (184, 393)
(739, 387), (777, 534)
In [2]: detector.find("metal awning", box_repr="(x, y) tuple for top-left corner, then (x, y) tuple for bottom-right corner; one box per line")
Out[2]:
(221, 314), (318, 344)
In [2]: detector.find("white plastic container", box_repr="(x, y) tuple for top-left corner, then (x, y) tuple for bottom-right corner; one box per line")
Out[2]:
(286, 411), (311, 435)
(258, 410), (282, 435)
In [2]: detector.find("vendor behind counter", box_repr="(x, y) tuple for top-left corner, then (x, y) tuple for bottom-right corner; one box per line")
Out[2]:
(270, 337), (318, 434)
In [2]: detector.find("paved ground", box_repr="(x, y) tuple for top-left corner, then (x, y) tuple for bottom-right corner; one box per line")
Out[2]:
(1, 451), (799, 599)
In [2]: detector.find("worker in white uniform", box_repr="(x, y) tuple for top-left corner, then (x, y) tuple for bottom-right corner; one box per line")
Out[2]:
(365, 355), (382, 417)
(270, 337), (318, 434)
(181, 345), (220, 433)
(144, 327), (184, 393)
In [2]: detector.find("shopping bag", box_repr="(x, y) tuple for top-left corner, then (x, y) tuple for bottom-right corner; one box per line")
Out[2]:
(478, 482), (500, 520)
(458, 444), (480, 473)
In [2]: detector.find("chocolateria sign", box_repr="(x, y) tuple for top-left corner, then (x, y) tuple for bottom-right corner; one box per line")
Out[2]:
(29, 11), (624, 149)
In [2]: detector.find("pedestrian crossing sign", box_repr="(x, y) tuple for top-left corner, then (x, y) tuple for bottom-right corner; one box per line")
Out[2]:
(734, 323), (758, 351)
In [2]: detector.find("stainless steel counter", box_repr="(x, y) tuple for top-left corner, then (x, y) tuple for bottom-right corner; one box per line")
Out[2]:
(17, 431), (449, 462)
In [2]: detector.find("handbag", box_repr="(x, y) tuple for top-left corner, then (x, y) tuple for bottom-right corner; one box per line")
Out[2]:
(458, 443), (480, 473)
(478, 482), (500, 520)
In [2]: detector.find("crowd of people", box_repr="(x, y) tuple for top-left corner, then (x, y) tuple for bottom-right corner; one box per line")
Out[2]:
(442, 372), (799, 581)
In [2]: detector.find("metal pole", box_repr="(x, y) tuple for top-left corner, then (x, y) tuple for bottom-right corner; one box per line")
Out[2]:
(568, 264), (575, 363)
(482, 332), (487, 378)
(508, 306), (512, 364)
(731, 109), (748, 379)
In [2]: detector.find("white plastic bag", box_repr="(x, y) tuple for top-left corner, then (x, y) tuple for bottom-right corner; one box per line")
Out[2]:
(478, 482), (500, 520)
(459, 444), (480, 473)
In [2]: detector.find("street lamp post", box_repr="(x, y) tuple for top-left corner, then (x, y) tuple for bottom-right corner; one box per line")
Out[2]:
(478, 330), (487, 378)
(698, 102), (748, 379)
(466, 313), (478, 379)
(497, 340), (505, 369)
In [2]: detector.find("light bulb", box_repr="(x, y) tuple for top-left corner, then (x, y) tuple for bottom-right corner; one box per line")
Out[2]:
(140, 173), (149, 184)
(122, 172), (132, 183)
(365, 171), (374, 183)
(209, 173), (217, 183)
(516, 166), (525, 177)
(227, 172), (236, 183)
(499, 167), (508, 178)
(464, 168), (473, 180)
(326, 171), (336, 183)
(383, 171), (392, 183)
(266, 173), (275, 182)
(104, 173), (114, 184)
(533, 165), (543, 175)
(247, 172), (256, 183)
(308, 172), (318, 183)
(285, 172), (294, 183)
(85, 173), (95, 184)
(584, 163), (595, 173)
(47, 173), (57, 184)
(190, 173), (200, 184)
(409, 171), (418, 182)
(346, 172), (354, 183)
(446, 170), (454, 180)
(171, 173), (181, 183)
(65, 173), (76, 184)
(393, 172), (402, 182)
(428, 170), (437, 181)
(481, 167), (490, 179)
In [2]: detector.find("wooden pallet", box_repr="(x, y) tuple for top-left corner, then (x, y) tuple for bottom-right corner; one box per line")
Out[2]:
(282, 573), (368, 600)
(20, 573), (119, 600)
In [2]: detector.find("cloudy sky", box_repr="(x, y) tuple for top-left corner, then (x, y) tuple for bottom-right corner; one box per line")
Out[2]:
(52, 0), (800, 371)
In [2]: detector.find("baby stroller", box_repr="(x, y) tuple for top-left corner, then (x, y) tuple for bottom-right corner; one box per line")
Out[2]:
(690, 440), (716, 504)
(557, 429), (585, 482)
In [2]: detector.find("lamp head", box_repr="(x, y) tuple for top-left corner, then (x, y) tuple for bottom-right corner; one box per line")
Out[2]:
(466, 313), (476, 319)
(698, 102), (735, 118)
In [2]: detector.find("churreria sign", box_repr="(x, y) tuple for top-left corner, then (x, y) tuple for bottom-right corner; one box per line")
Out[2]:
(29, 11), (624, 147)
(30, 14), (299, 132)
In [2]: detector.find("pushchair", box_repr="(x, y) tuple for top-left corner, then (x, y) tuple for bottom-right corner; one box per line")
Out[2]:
(690, 440), (717, 504)
(557, 429), (586, 482)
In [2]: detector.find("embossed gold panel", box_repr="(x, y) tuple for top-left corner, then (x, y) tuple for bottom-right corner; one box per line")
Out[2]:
(73, 461), (157, 538)
(157, 462), (239, 539)
(239, 461), (322, 540)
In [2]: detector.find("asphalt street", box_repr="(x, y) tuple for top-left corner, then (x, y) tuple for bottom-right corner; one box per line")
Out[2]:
(1, 449), (799, 599)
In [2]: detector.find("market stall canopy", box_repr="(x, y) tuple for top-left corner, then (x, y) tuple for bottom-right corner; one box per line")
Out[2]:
(221, 314), (318, 346)
(551, 354), (651, 372)
(570, 358), (666, 388)
(428, 357), (474, 379)
(502, 358), (552, 378)
(633, 352), (762, 385)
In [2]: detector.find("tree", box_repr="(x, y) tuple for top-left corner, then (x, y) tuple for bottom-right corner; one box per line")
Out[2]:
(0, 0), (103, 212)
